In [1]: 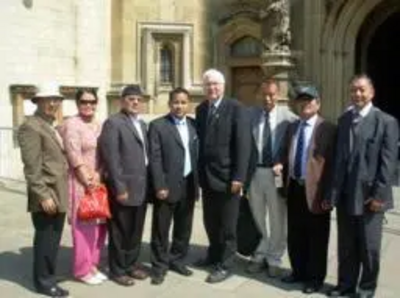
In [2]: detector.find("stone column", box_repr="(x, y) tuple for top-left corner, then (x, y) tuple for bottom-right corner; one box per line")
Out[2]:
(260, 0), (294, 102)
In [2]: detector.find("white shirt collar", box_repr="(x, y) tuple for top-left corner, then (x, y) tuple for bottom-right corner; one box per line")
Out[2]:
(302, 113), (318, 127)
(354, 102), (373, 118)
(171, 115), (187, 125)
(210, 97), (223, 109)
(129, 114), (142, 122)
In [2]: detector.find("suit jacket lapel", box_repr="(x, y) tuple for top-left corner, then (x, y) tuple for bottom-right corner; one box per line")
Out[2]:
(166, 115), (184, 149)
(35, 116), (64, 151)
(121, 112), (144, 146)
(208, 98), (227, 127)
(307, 116), (324, 157)
(288, 120), (300, 167)
(273, 108), (285, 157)
(252, 108), (263, 145)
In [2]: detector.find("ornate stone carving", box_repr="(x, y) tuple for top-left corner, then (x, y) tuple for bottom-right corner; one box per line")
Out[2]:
(260, 0), (291, 53)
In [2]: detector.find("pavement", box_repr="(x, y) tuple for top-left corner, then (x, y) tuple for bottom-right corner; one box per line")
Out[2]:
(0, 180), (400, 298)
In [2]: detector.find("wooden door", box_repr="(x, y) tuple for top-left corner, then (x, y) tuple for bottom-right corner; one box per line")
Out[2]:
(231, 66), (263, 106)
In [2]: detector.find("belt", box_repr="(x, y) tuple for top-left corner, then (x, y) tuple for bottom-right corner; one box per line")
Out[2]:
(291, 178), (305, 186)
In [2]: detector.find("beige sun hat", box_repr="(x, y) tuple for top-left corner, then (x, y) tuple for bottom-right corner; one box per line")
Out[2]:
(32, 82), (64, 103)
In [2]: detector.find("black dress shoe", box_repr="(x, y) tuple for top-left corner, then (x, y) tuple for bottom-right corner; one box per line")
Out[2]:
(205, 267), (231, 284)
(36, 286), (69, 297)
(328, 286), (356, 297)
(151, 273), (165, 285)
(281, 274), (304, 284)
(302, 282), (322, 294)
(170, 264), (193, 276)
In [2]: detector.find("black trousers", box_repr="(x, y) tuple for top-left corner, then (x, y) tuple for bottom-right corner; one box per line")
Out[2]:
(202, 189), (240, 269)
(336, 205), (384, 292)
(31, 212), (66, 291)
(108, 201), (147, 277)
(287, 180), (330, 284)
(150, 177), (195, 274)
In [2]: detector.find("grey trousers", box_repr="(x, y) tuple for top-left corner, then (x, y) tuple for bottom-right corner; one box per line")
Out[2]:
(248, 167), (287, 266)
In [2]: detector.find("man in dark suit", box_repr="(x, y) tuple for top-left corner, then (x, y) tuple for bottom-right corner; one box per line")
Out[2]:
(325, 75), (399, 298)
(148, 87), (199, 285)
(18, 82), (69, 298)
(246, 79), (297, 277)
(99, 85), (149, 286)
(195, 69), (251, 283)
(278, 84), (336, 294)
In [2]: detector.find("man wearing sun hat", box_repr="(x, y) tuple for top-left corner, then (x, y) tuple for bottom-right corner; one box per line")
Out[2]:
(277, 83), (336, 294)
(18, 82), (70, 297)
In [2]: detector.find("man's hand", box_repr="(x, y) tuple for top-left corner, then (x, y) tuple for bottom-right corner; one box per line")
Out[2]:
(320, 200), (333, 211)
(117, 191), (128, 203)
(368, 199), (384, 212)
(40, 198), (57, 215)
(156, 189), (169, 200)
(231, 181), (243, 195)
(272, 163), (283, 176)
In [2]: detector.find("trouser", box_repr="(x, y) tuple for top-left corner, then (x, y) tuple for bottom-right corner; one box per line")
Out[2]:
(107, 202), (147, 277)
(31, 212), (65, 290)
(72, 220), (107, 278)
(336, 205), (384, 292)
(202, 188), (240, 269)
(151, 177), (195, 274)
(248, 167), (286, 266)
(287, 179), (330, 284)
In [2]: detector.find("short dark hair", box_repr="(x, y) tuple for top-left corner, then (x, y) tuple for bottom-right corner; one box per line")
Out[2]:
(75, 88), (98, 104)
(349, 73), (374, 87)
(169, 87), (190, 103)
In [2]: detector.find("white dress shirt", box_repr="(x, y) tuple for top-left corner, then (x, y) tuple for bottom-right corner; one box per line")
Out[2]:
(172, 116), (192, 176)
(290, 114), (319, 179)
(257, 106), (277, 164)
(130, 115), (148, 166)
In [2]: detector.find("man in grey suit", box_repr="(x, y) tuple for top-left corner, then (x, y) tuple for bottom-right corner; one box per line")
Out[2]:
(18, 82), (70, 298)
(325, 75), (399, 298)
(99, 85), (149, 286)
(246, 79), (297, 276)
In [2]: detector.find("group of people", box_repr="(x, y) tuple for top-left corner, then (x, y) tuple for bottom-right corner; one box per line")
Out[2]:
(18, 69), (398, 298)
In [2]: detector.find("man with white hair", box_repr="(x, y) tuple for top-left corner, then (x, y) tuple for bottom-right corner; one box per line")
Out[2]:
(195, 69), (251, 283)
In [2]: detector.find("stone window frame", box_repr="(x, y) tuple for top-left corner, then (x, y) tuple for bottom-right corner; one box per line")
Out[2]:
(159, 42), (175, 85)
(137, 23), (193, 96)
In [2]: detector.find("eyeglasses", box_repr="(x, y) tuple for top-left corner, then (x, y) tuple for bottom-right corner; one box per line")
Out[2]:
(79, 100), (98, 105)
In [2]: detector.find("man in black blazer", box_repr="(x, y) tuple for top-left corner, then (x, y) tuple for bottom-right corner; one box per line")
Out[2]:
(195, 69), (251, 283)
(99, 85), (149, 286)
(148, 87), (199, 285)
(324, 75), (399, 298)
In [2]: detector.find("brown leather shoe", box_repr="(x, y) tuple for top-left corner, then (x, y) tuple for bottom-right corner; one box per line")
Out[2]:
(129, 267), (149, 280)
(112, 275), (135, 286)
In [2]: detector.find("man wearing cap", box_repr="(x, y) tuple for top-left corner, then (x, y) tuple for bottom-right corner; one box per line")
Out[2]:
(99, 84), (149, 286)
(277, 84), (336, 294)
(245, 79), (297, 277)
(195, 69), (251, 283)
(325, 75), (399, 298)
(18, 83), (70, 297)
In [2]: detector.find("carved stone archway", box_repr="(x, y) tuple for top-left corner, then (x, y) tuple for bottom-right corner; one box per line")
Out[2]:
(216, 16), (262, 96)
(320, 0), (396, 120)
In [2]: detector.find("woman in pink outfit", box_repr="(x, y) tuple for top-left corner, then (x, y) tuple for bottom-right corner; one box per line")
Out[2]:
(61, 89), (107, 285)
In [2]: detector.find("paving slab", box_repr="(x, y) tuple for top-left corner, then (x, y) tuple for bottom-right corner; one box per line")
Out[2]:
(0, 182), (400, 297)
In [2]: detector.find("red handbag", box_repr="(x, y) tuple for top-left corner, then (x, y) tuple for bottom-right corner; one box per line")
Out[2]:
(77, 184), (111, 221)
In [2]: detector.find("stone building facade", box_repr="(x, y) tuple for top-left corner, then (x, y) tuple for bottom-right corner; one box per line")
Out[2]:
(0, 0), (399, 179)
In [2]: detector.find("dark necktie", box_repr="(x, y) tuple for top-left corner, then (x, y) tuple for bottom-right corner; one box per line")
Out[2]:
(207, 104), (217, 124)
(262, 112), (273, 166)
(294, 121), (306, 179)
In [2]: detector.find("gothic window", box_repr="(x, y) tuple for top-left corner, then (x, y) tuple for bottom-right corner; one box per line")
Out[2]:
(230, 36), (262, 57)
(160, 44), (174, 84)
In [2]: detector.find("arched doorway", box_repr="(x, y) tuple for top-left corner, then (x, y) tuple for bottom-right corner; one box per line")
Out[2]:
(356, 11), (400, 122)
